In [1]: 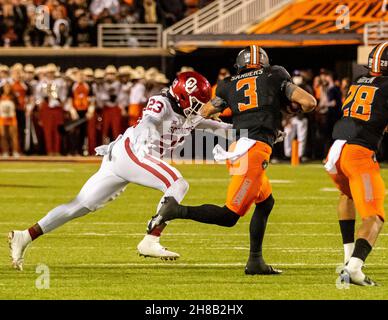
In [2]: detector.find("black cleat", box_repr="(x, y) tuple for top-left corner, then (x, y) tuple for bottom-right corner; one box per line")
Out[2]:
(245, 258), (282, 275)
(147, 197), (180, 233)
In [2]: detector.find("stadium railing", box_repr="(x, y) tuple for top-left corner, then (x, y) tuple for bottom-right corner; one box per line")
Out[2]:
(162, 0), (293, 48)
(97, 24), (163, 48)
(364, 21), (388, 46)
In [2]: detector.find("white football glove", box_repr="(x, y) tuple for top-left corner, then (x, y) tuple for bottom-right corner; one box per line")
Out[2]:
(274, 130), (286, 144)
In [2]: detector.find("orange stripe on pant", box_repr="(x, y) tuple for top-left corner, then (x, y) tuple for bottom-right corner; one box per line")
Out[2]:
(329, 144), (385, 220)
(225, 140), (272, 216)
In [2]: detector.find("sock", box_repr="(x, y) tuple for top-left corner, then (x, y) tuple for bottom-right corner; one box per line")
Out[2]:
(150, 223), (166, 237)
(183, 204), (240, 227)
(339, 220), (355, 244)
(339, 220), (355, 264)
(343, 243), (355, 264)
(28, 224), (43, 241)
(347, 238), (372, 273)
(249, 195), (274, 260)
(352, 238), (372, 262)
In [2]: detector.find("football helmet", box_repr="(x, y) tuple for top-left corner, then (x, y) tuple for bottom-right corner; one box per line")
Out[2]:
(234, 45), (269, 73)
(170, 71), (212, 118)
(368, 41), (388, 75)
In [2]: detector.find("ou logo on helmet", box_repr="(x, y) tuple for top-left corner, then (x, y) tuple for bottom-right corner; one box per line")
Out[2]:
(185, 77), (198, 94)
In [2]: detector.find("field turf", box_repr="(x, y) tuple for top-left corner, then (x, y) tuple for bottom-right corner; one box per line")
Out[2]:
(0, 161), (388, 300)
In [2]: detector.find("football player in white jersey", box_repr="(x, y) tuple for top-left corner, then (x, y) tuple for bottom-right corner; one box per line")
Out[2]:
(8, 71), (232, 270)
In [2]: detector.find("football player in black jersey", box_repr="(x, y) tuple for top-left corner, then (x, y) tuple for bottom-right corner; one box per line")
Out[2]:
(326, 42), (388, 286)
(149, 45), (316, 275)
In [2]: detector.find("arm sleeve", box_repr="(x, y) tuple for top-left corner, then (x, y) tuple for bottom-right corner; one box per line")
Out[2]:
(196, 118), (233, 131)
(213, 80), (228, 111)
(273, 66), (294, 101)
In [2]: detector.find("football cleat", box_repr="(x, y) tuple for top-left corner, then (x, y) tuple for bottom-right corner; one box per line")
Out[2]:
(8, 230), (32, 271)
(137, 235), (180, 260)
(339, 268), (378, 287)
(245, 258), (282, 275)
(147, 197), (180, 233)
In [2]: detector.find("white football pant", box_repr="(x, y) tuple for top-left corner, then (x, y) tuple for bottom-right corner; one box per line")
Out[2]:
(38, 136), (189, 233)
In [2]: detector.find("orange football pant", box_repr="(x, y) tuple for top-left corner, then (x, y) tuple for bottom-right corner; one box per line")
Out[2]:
(225, 140), (272, 216)
(329, 144), (385, 220)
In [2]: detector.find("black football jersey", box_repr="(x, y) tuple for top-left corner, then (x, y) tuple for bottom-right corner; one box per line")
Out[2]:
(215, 65), (292, 146)
(332, 75), (388, 151)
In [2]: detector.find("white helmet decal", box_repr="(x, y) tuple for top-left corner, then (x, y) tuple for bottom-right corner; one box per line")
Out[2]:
(185, 77), (197, 94)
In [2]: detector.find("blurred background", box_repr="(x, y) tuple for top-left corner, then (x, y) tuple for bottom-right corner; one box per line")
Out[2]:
(0, 0), (386, 162)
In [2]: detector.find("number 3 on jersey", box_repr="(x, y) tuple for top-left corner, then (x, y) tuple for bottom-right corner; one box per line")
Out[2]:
(236, 77), (259, 112)
(342, 85), (377, 121)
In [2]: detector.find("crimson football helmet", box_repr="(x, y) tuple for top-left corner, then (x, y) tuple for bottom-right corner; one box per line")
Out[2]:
(170, 71), (212, 118)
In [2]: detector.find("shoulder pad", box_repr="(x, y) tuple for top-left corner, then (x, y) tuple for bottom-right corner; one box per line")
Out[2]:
(271, 65), (291, 80)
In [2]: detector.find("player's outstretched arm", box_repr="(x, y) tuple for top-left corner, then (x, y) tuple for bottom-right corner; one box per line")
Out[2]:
(286, 84), (317, 113)
(200, 97), (227, 118)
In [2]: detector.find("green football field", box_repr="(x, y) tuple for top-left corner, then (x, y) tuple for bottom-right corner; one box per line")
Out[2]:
(1, 161), (388, 300)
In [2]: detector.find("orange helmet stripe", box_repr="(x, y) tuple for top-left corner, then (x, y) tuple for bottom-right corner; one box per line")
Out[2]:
(249, 45), (261, 66)
(372, 41), (388, 73)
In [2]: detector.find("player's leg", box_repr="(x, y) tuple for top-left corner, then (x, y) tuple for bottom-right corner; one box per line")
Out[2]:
(339, 145), (385, 286)
(245, 175), (280, 275)
(296, 117), (308, 158)
(283, 120), (295, 158)
(329, 168), (356, 264)
(148, 142), (272, 228)
(337, 194), (356, 264)
(8, 157), (128, 270)
(114, 138), (186, 259)
(148, 142), (281, 274)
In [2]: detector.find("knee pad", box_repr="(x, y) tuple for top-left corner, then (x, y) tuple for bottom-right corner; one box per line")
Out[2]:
(221, 206), (240, 227)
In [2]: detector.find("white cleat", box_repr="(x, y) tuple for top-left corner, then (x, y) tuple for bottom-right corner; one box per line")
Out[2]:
(8, 230), (32, 271)
(340, 267), (377, 286)
(137, 235), (180, 261)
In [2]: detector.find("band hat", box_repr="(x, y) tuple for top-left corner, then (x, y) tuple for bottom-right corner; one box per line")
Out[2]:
(83, 68), (94, 77)
(94, 68), (105, 79)
(24, 64), (35, 73)
(118, 66), (132, 75)
(11, 63), (23, 71)
(46, 63), (58, 73)
(155, 73), (169, 84)
(0, 64), (10, 72)
(105, 65), (117, 74)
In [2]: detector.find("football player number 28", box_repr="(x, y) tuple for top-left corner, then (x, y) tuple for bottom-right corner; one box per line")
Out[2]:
(236, 77), (258, 112)
(342, 85), (377, 121)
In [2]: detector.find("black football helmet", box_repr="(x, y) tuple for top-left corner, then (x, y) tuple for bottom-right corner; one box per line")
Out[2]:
(234, 45), (269, 73)
(368, 41), (388, 75)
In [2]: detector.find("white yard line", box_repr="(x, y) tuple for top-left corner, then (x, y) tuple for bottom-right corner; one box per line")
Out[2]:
(0, 221), (338, 225)
(0, 168), (74, 173)
(23, 262), (388, 268)
(52, 232), (388, 237)
(320, 188), (338, 192)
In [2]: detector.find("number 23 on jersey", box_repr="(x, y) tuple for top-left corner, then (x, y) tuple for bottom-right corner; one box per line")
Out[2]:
(342, 85), (377, 121)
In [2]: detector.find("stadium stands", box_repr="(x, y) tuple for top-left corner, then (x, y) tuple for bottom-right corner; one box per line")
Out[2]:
(0, 0), (208, 48)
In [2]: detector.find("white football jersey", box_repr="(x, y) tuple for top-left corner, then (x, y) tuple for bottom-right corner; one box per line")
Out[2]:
(124, 94), (231, 155)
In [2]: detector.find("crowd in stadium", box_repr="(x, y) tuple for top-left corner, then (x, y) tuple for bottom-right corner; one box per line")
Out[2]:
(0, 0), (209, 47)
(0, 61), (350, 161)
